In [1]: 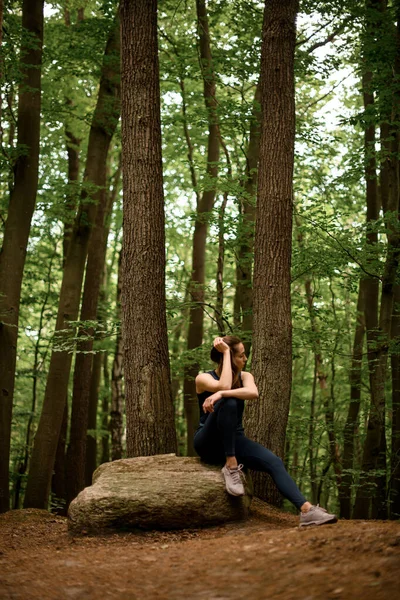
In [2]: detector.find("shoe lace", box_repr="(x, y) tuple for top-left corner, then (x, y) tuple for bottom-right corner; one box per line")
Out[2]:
(315, 504), (328, 513)
(230, 464), (245, 484)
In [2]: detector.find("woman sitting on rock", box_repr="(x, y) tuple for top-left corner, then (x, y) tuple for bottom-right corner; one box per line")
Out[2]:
(194, 335), (337, 528)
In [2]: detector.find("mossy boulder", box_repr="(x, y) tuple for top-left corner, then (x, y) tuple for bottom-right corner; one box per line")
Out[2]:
(68, 454), (252, 533)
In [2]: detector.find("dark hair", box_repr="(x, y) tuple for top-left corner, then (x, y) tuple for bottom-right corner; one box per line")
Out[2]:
(210, 335), (243, 389)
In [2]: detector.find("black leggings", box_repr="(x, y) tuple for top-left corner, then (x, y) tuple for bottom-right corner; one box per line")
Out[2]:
(193, 397), (307, 510)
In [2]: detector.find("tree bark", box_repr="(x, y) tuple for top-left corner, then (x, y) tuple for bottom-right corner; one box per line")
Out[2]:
(24, 15), (121, 509)
(120, 0), (177, 457)
(0, 0), (44, 514)
(183, 0), (220, 456)
(244, 0), (299, 504)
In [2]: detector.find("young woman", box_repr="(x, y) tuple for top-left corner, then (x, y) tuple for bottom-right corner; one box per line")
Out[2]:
(194, 335), (337, 527)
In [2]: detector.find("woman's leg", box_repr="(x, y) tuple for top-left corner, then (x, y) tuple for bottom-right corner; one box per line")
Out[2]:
(235, 435), (306, 509)
(194, 397), (238, 461)
(194, 398), (245, 496)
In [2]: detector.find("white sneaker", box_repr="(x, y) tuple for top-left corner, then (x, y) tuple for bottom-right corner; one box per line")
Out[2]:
(221, 464), (245, 496)
(299, 504), (337, 527)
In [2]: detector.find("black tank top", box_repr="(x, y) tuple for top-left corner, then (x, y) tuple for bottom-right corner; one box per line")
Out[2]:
(196, 370), (244, 428)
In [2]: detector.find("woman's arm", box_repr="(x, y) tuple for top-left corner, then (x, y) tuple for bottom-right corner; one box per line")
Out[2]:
(195, 338), (232, 393)
(202, 372), (258, 413)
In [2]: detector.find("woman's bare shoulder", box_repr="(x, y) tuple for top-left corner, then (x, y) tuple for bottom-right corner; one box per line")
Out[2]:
(195, 372), (220, 393)
(241, 371), (255, 382)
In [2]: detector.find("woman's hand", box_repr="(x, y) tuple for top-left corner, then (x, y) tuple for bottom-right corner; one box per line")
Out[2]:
(202, 391), (223, 413)
(213, 337), (230, 353)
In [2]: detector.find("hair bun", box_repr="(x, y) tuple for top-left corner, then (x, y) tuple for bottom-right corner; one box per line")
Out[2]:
(210, 346), (222, 363)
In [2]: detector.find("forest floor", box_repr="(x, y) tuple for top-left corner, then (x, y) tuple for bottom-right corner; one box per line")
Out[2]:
(0, 501), (399, 600)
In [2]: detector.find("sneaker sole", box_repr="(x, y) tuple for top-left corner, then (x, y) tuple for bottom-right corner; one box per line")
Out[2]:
(299, 515), (337, 527)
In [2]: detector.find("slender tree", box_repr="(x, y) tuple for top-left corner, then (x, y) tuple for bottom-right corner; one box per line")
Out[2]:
(183, 0), (221, 456)
(24, 15), (121, 509)
(244, 0), (299, 504)
(120, 0), (177, 457)
(110, 252), (124, 461)
(354, 0), (400, 518)
(66, 151), (121, 507)
(391, 284), (400, 517)
(339, 281), (366, 518)
(234, 82), (261, 355)
(0, 0), (44, 513)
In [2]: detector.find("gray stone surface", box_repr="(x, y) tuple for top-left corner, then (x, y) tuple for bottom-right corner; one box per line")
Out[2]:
(68, 454), (252, 533)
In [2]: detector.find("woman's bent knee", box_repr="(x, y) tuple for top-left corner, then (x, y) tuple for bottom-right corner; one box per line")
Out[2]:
(219, 397), (237, 412)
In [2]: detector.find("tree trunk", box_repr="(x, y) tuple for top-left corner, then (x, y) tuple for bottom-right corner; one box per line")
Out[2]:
(354, 1), (400, 518)
(234, 82), (261, 356)
(339, 280), (366, 519)
(85, 351), (102, 486)
(0, 0), (44, 514)
(51, 401), (68, 514)
(352, 9), (380, 516)
(13, 245), (56, 509)
(65, 153), (121, 507)
(309, 359), (318, 504)
(24, 16), (121, 509)
(51, 8), (85, 508)
(295, 216), (342, 500)
(244, 0), (299, 504)
(101, 352), (110, 464)
(390, 283), (400, 518)
(62, 7), (84, 262)
(183, 0), (220, 456)
(120, 0), (177, 457)
(110, 252), (124, 461)
(215, 194), (228, 335)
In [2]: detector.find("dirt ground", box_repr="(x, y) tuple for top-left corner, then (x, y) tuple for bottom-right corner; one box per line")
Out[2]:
(0, 501), (399, 600)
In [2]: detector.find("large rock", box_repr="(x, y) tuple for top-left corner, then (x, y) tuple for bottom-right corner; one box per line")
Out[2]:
(68, 454), (252, 533)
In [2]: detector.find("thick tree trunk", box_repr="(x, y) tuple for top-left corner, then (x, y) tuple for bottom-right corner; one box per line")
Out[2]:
(339, 280), (366, 519)
(24, 17), (121, 509)
(183, 0), (220, 456)
(244, 0), (299, 504)
(120, 0), (177, 457)
(0, 0), (44, 514)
